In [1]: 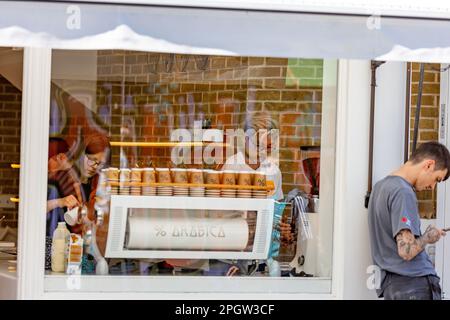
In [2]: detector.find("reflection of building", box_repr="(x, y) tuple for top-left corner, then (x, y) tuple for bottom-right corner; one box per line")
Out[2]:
(2, 0), (450, 300)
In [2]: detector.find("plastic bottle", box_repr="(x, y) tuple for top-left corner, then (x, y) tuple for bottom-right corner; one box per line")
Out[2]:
(266, 258), (281, 277)
(51, 222), (70, 272)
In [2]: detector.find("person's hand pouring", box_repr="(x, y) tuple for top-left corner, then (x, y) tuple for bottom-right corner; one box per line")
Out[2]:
(59, 195), (80, 210)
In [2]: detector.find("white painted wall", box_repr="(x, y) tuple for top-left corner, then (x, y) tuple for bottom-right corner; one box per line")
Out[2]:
(373, 62), (407, 183)
(334, 60), (406, 299)
(337, 60), (374, 299)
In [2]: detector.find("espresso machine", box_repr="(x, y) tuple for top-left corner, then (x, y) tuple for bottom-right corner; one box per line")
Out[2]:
(303, 157), (320, 213)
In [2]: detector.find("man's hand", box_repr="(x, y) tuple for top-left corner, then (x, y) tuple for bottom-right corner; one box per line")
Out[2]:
(59, 195), (80, 210)
(422, 225), (446, 244)
(396, 226), (446, 261)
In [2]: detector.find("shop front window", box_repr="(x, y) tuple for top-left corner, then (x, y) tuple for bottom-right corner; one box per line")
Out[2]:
(45, 50), (337, 293)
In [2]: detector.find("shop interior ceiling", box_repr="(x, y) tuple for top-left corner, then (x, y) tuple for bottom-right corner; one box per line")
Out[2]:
(0, 47), (22, 91)
(1, 1), (450, 62)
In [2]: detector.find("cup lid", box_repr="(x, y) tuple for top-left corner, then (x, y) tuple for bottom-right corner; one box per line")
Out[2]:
(155, 168), (170, 171)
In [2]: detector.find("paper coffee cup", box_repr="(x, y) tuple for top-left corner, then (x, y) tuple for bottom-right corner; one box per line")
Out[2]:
(206, 170), (221, 185)
(189, 169), (204, 184)
(142, 168), (156, 183)
(131, 168), (142, 181)
(120, 168), (131, 181)
(253, 172), (266, 187)
(222, 170), (236, 185)
(156, 168), (172, 183)
(107, 168), (119, 180)
(172, 168), (188, 184)
(238, 171), (254, 192)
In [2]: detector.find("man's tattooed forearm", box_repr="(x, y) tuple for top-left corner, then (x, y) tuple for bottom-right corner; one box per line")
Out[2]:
(396, 230), (426, 261)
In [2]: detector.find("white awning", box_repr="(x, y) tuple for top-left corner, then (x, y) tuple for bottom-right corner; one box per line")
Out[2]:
(1, 0), (450, 62)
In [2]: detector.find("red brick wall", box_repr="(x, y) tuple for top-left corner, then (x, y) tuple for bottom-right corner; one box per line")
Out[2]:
(409, 63), (440, 219)
(94, 51), (323, 196)
(0, 75), (21, 228)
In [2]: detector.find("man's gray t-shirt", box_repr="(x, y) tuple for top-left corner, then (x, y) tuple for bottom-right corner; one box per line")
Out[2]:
(368, 175), (436, 297)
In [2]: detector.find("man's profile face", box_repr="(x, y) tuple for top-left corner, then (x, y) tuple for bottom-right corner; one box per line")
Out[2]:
(415, 159), (447, 191)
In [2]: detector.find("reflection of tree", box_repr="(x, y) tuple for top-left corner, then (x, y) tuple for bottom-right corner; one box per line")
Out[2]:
(146, 53), (209, 73)
(49, 83), (109, 160)
(194, 55), (209, 71)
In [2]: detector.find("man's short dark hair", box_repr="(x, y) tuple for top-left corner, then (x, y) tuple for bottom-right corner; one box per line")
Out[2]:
(410, 141), (450, 180)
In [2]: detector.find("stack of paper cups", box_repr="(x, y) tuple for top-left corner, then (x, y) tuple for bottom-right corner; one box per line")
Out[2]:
(189, 169), (205, 197)
(221, 170), (237, 198)
(205, 170), (221, 198)
(119, 168), (131, 195)
(107, 168), (119, 195)
(172, 168), (189, 197)
(142, 168), (156, 196)
(130, 168), (142, 196)
(237, 171), (254, 198)
(156, 168), (173, 196)
(252, 172), (268, 198)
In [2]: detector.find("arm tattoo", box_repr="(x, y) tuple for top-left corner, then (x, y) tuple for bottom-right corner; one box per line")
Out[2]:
(396, 226), (441, 261)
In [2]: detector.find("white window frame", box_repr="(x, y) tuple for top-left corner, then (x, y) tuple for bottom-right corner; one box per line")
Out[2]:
(16, 48), (356, 299)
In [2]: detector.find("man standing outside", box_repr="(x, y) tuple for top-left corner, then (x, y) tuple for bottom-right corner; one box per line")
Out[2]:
(368, 141), (450, 300)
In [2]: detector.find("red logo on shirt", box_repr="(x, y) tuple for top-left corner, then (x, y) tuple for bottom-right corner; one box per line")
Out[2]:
(401, 216), (412, 227)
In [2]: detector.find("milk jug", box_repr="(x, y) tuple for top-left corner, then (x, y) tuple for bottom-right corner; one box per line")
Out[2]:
(51, 222), (70, 272)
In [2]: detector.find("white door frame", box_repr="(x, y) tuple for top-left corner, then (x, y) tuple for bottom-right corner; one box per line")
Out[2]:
(437, 64), (450, 299)
(17, 47), (52, 299)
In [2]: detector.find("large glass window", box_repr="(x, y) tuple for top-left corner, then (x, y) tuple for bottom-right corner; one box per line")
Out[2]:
(0, 47), (22, 278)
(45, 50), (337, 293)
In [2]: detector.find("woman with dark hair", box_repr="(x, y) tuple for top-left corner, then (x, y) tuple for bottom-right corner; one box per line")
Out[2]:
(76, 133), (111, 257)
(76, 133), (110, 209)
(47, 137), (81, 236)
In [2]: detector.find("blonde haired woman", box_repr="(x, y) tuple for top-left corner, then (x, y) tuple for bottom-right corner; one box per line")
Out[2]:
(222, 111), (283, 200)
